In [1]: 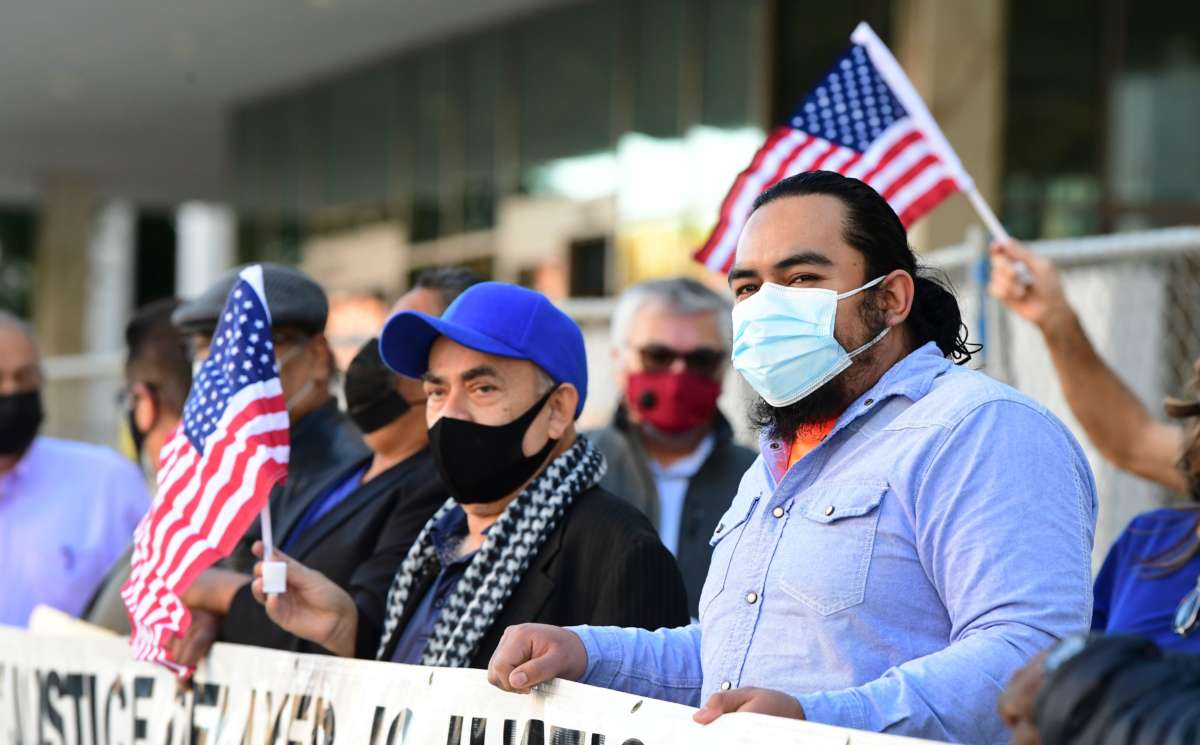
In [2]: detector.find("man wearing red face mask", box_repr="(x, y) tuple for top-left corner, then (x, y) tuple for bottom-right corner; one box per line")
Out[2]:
(588, 278), (756, 617)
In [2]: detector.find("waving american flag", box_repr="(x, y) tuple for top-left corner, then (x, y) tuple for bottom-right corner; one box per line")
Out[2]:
(694, 22), (976, 274)
(122, 265), (289, 672)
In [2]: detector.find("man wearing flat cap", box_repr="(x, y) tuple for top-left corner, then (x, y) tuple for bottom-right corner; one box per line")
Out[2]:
(170, 264), (369, 633)
(247, 282), (689, 668)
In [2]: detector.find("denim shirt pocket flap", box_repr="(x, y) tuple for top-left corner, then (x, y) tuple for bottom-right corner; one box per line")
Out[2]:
(800, 481), (887, 524)
(709, 493), (758, 547)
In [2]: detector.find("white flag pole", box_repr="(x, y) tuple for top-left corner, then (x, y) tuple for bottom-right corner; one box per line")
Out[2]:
(850, 22), (1028, 282)
(241, 263), (288, 594)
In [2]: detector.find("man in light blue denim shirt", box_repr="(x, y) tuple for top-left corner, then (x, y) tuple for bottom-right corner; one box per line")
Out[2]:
(486, 172), (1098, 744)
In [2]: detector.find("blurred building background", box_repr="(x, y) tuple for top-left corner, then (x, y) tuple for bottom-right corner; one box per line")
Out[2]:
(0, 0), (1198, 558)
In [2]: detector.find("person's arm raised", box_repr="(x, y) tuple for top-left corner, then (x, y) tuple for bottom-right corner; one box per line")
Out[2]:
(248, 541), (359, 658)
(990, 239), (1187, 493)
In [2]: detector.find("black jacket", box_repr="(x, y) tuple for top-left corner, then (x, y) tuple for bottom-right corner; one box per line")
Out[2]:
(587, 408), (757, 617)
(362, 484), (690, 667)
(227, 398), (370, 574)
(220, 447), (446, 652)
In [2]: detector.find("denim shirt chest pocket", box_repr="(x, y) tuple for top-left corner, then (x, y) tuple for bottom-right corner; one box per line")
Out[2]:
(775, 481), (887, 616)
(697, 490), (759, 620)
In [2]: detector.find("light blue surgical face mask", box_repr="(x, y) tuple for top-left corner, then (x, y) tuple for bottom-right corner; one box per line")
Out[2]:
(731, 276), (889, 407)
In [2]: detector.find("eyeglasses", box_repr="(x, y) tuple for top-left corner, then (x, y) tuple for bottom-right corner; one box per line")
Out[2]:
(1174, 574), (1200, 637)
(638, 345), (724, 376)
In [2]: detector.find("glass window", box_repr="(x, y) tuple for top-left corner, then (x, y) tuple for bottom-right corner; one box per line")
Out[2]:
(463, 36), (502, 231)
(518, 2), (617, 187)
(632, 0), (684, 138)
(700, 0), (761, 128)
(325, 66), (394, 209)
(1004, 0), (1105, 238)
(412, 50), (448, 242)
(1109, 0), (1200, 225)
(771, 1), (893, 124)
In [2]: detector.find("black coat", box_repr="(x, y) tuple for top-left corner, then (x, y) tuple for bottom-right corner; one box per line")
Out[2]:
(227, 399), (371, 574)
(361, 484), (690, 667)
(220, 448), (446, 652)
(588, 408), (757, 617)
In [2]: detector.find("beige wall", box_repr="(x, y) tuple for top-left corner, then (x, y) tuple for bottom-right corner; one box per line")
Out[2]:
(893, 0), (1008, 251)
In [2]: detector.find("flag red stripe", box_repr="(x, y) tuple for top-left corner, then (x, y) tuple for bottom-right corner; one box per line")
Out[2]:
(856, 130), (924, 185)
(131, 419), (285, 606)
(133, 451), (285, 629)
(125, 400), (285, 618)
(129, 396), (284, 594)
(148, 428), (285, 592)
(897, 177), (959, 226)
(806, 143), (840, 172)
(878, 153), (941, 202)
(694, 127), (792, 266)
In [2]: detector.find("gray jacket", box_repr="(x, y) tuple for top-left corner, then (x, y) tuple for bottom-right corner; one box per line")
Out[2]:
(587, 408), (756, 617)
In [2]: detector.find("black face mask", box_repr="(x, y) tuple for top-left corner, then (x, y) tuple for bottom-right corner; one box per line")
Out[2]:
(429, 387), (558, 505)
(127, 406), (147, 460)
(0, 390), (43, 456)
(345, 338), (412, 434)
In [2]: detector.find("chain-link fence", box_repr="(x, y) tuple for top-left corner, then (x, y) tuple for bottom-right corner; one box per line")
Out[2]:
(925, 226), (1200, 567)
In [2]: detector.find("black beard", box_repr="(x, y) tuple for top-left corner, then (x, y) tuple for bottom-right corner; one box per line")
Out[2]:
(749, 292), (888, 441)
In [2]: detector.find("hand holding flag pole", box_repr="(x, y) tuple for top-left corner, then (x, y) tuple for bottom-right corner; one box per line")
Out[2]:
(259, 505), (287, 594)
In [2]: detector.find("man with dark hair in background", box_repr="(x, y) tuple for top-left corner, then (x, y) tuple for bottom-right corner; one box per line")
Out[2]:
(487, 172), (1098, 744)
(85, 298), (193, 633)
(403, 266), (483, 314)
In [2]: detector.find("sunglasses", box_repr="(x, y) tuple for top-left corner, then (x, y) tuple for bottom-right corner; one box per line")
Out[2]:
(638, 345), (724, 376)
(1174, 574), (1200, 637)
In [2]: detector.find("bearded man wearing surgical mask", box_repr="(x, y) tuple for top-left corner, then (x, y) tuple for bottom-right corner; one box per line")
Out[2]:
(0, 311), (147, 627)
(246, 282), (689, 668)
(589, 278), (755, 618)
(485, 172), (1099, 745)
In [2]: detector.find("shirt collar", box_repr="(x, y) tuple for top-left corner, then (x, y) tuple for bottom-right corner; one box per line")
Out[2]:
(759, 342), (951, 456)
(428, 503), (498, 567)
(649, 433), (716, 479)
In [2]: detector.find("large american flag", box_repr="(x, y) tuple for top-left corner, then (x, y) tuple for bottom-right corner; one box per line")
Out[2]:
(122, 265), (289, 673)
(694, 22), (975, 274)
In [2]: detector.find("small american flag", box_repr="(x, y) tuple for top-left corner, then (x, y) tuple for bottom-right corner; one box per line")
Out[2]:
(121, 265), (289, 673)
(694, 22), (975, 274)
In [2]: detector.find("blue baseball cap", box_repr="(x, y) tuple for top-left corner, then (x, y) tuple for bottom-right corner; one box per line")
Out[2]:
(379, 282), (588, 418)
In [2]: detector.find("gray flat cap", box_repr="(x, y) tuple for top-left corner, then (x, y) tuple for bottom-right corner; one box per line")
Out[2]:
(172, 263), (329, 335)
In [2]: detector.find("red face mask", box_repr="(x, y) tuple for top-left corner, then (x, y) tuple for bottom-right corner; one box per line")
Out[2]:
(626, 369), (722, 435)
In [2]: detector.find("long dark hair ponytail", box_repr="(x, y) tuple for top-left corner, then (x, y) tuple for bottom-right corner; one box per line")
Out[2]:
(751, 170), (977, 364)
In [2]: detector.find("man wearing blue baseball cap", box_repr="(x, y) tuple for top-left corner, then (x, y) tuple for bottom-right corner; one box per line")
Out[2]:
(250, 282), (689, 669)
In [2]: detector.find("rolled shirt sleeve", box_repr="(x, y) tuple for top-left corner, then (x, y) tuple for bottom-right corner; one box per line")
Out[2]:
(569, 623), (704, 706)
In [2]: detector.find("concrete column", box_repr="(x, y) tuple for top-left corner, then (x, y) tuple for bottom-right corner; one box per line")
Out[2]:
(83, 201), (136, 354)
(175, 202), (235, 299)
(892, 0), (1007, 251)
(32, 176), (96, 355)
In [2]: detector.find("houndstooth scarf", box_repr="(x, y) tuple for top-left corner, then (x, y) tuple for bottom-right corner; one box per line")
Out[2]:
(375, 436), (606, 666)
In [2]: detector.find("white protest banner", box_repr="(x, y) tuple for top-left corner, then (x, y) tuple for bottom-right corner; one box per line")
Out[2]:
(0, 625), (944, 745)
